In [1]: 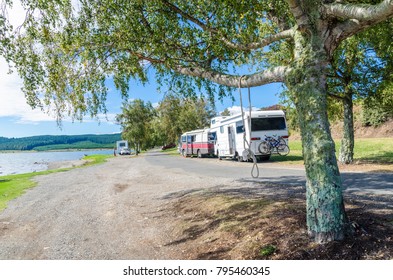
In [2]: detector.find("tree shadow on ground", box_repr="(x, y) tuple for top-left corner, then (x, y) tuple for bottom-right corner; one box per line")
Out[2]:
(356, 152), (393, 164)
(267, 155), (303, 162)
(163, 180), (393, 260)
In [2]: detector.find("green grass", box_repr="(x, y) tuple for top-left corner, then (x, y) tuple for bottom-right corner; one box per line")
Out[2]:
(83, 154), (112, 165)
(160, 147), (180, 156)
(160, 138), (393, 165)
(351, 138), (393, 164)
(270, 138), (393, 165)
(259, 244), (277, 257)
(0, 154), (112, 211)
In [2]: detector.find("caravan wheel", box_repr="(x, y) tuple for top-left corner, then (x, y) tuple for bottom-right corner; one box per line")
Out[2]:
(197, 150), (202, 158)
(182, 149), (187, 157)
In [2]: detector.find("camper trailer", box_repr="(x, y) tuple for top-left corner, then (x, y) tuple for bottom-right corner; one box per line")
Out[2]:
(179, 128), (216, 158)
(116, 140), (130, 155)
(210, 110), (288, 161)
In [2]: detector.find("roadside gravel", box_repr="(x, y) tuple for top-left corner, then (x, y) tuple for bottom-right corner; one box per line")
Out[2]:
(1, 151), (392, 260)
(0, 153), (236, 259)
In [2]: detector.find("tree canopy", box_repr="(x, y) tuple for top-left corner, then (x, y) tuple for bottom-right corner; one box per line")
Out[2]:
(116, 95), (215, 150)
(4, 1), (393, 115)
(116, 99), (155, 152)
(4, 0), (393, 243)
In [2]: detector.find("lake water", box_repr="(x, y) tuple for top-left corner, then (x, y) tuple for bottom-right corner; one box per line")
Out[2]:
(0, 150), (113, 176)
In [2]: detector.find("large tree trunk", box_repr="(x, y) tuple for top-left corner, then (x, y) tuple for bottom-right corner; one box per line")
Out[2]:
(288, 33), (349, 243)
(339, 94), (355, 164)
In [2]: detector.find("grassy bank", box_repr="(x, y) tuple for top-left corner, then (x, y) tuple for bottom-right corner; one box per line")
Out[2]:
(160, 147), (180, 156)
(161, 138), (393, 165)
(269, 138), (393, 165)
(0, 154), (112, 211)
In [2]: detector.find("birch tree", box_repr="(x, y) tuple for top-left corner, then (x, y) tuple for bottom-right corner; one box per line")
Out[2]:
(116, 99), (155, 152)
(5, 0), (393, 243)
(328, 20), (393, 164)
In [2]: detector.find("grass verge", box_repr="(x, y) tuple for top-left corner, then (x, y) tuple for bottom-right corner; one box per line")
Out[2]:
(161, 138), (393, 166)
(161, 147), (180, 156)
(269, 138), (393, 165)
(0, 154), (112, 211)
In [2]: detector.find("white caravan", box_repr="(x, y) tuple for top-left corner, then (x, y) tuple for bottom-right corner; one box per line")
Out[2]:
(179, 128), (216, 158)
(116, 140), (129, 153)
(210, 110), (288, 161)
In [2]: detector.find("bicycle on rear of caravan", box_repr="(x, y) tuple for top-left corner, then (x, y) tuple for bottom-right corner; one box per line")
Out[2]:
(258, 135), (290, 156)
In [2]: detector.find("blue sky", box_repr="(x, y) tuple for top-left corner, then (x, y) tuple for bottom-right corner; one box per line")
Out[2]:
(0, 60), (283, 138)
(0, 2), (284, 138)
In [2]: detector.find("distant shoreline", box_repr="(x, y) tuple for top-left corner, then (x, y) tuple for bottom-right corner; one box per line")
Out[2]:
(0, 148), (112, 153)
(0, 150), (113, 176)
(0, 133), (121, 151)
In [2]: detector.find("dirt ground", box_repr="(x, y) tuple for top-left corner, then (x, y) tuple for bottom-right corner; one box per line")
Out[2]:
(1, 154), (392, 260)
(167, 191), (393, 260)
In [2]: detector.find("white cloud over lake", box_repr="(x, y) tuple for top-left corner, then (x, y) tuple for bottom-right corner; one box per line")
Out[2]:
(0, 60), (56, 123)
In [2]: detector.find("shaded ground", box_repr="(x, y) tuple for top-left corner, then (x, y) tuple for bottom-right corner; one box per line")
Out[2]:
(165, 182), (393, 260)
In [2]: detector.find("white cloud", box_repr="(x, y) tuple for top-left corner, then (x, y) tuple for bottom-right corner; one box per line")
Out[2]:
(221, 106), (259, 116)
(0, 59), (120, 125)
(0, 2), (64, 124)
(0, 59), (57, 123)
(152, 102), (159, 108)
(0, 2), (55, 123)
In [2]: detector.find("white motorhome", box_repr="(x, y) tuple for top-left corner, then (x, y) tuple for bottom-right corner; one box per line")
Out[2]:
(116, 140), (129, 154)
(179, 128), (216, 158)
(210, 110), (288, 161)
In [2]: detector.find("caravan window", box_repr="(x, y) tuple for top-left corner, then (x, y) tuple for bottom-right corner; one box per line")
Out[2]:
(251, 117), (286, 131)
(208, 132), (217, 143)
(187, 135), (196, 142)
(236, 121), (245, 134)
(181, 136), (186, 143)
(220, 126), (224, 134)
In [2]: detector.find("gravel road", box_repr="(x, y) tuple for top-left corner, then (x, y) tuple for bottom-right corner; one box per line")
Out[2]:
(1, 151), (392, 259)
(0, 153), (238, 259)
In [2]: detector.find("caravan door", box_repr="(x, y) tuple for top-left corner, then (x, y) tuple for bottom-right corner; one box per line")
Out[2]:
(187, 135), (194, 155)
(228, 126), (235, 155)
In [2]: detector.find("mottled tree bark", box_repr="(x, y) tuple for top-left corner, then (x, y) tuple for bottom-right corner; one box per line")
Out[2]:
(287, 30), (349, 243)
(339, 94), (355, 164)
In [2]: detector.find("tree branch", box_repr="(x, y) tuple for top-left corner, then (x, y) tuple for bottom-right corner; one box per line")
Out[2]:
(324, 1), (393, 49)
(161, 0), (293, 51)
(221, 29), (295, 51)
(323, 0), (393, 22)
(327, 92), (345, 101)
(286, 0), (310, 27)
(173, 65), (290, 88)
(160, 0), (207, 30)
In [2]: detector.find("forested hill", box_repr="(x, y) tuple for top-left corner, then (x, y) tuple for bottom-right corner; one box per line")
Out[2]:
(0, 134), (122, 151)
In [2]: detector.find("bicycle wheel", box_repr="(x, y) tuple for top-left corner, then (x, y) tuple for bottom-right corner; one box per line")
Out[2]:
(277, 144), (290, 156)
(279, 137), (286, 146)
(258, 141), (271, 154)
